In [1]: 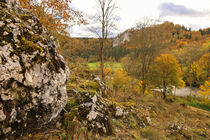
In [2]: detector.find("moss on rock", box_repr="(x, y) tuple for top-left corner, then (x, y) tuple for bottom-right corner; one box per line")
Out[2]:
(20, 37), (43, 52)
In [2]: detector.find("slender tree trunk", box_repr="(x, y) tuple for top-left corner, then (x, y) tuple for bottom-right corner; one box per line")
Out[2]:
(163, 82), (166, 99)
(101, 5), (105, 83)
(141, 59), (146, 95)
(100, 41), (106, 97)
(163, 88), (166, 99)
(94, 0), (117, 97)
(142, 82), (146, 95)
(100, 11), (106, 97)
(100, 44), (105, 82)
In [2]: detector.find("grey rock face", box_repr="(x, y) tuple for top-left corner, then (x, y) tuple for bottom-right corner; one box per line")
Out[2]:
(0, 1), (69, 139)
(0, 0), (20, 8)
(115, 106), (124, 117)
(64, 91), (113, 136)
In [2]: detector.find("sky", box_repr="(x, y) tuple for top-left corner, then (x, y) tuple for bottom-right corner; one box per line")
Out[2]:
(70, 0), (210, 37)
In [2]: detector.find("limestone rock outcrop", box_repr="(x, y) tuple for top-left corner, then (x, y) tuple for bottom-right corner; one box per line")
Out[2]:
(64, 90), (113, 138)
(0, 0), (69, 138)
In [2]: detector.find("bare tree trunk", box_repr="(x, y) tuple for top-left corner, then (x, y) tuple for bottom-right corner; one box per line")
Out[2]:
(101, 14), (105, 82)
(142, 83), (146, 95)
(100, 44), (105, 81)
(163, 88), (166, 99)
(100, 42), (106, 97)
(163, 82), (167, 99)
(90, 0), (117, 92)
(141, 59), (146, 95)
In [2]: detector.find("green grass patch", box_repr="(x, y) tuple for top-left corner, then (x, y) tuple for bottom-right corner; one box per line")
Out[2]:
(88, 61), (123, 72)
(174, 96), (210, 112)
(188, 101), (210, 112)
(88, 62), (100, 70)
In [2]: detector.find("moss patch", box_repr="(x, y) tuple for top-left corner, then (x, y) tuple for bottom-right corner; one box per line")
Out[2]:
(19, 37), (43, 52)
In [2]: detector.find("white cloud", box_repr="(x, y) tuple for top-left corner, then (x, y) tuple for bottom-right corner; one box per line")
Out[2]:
(70, 0), (210, 37)
(159, 2), (209, 17)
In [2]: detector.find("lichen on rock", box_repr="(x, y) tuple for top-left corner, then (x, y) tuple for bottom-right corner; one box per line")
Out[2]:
(0, 0), (69, 139)
(63, 88), (113, 139)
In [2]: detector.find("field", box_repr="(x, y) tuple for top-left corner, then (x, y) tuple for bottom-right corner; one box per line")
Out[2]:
(88, 61), (123, 72)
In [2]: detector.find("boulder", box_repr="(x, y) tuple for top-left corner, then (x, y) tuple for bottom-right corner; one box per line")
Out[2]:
(63, 91), (113, 138)
(115, 106), (124, 117)
(0, 0), (69, 138)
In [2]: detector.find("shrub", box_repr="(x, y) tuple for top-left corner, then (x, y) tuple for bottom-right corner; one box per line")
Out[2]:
(113, 70), (132, 92)
(198, 78), (210, 104)
(141, 127), (162, 140)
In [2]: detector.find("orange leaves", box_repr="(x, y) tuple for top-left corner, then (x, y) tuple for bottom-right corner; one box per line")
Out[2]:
(175, 39), (189, 48)
(19, 0), (31, 9)
(191, 31), (202, 41)
(104, 67), (113, 77)
(19, 0), (84, 35)
(41, 0), (75, 22)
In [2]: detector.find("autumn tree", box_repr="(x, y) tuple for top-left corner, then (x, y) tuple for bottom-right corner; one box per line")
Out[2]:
(188, 61), (203, 86)
(89, 0), (118, 83)
(171, 44), (208, 86)
(191, 31), (202, 41)
(113, 70), (131, 97)
(19, 0), (85, 63)
(199, 53), (210, 80)
(19, 0), (84, 36)
(149, 54), (185, 99)
(128, 19), (173, 94)
(198, 78), (210, 104)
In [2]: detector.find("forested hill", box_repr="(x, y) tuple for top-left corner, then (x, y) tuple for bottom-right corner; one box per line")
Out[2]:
(58, 22), (210, 63)
(58, 21), (209, 88)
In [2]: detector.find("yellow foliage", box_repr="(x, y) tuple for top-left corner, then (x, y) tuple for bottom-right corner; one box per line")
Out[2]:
(133, 86), (140, 94)
(133, 81), (142, 94)
(199, 53), (210, 76)
(177, 78), (186, 88)
(138, 80), (143, 87)
(150, 54), (185, 96)
(198, 78), (210, 104)
(202, 40), (210, 48)
(113, 70), (131, 91)
(190, 61), (203, 80)
(133, 80), (149, 94)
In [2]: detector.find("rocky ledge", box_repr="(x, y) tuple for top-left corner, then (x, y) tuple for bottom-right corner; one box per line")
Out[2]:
(0, 0), (69, 139)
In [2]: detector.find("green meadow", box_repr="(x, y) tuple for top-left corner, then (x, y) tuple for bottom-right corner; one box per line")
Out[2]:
(88, 62), (123, 72)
